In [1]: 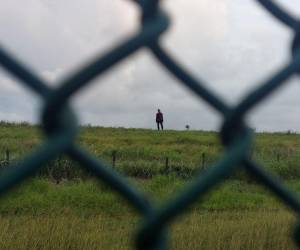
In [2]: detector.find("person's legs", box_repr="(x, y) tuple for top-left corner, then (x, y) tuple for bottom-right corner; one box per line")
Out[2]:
(161, 122), (163, 130)
(157, 122), (160, 130)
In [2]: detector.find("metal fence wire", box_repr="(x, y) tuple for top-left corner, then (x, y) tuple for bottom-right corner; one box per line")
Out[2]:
(0, 0), (300, 249)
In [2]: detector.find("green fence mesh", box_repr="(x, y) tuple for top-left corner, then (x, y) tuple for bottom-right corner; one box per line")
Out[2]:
(1, 0), (300, 249)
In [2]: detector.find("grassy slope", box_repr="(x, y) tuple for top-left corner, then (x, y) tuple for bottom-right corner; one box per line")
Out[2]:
(0, 211), (295, 250)
(1, 123), (300, 179)
(1, 177), (300, 215)
(0, 123), (300, 249)
(0, 178), (298, 250)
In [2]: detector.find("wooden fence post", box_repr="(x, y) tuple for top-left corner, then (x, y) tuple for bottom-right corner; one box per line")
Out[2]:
(276, 153), (280, 162)
(165, 157), (169, 169)
(5, 149), (9, 164)
(202, 152), (206, 169)
(112, 150), (117, 167)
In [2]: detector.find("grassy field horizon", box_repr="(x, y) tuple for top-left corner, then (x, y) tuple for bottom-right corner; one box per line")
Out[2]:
(1, 122), (300, 180)
(0, 122), (300, 249)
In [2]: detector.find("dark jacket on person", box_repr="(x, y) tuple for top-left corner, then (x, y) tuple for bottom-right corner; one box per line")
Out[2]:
(156, 112), (163, 122)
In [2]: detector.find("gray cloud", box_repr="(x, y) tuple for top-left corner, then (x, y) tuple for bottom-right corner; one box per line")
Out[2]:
(0, 0), (300, 131)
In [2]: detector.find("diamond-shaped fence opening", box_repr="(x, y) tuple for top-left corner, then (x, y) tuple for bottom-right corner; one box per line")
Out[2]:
(1, 0), (300, 249)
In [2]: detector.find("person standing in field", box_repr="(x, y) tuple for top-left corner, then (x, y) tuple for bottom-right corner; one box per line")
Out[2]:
(156, 109), (164, 131)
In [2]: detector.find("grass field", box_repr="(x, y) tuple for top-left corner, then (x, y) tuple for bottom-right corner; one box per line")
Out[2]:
(1, 122), (300, 180)
(0, 210), (295, 249)
(0, 178), (298, 249)
(0, 122), (300, 249)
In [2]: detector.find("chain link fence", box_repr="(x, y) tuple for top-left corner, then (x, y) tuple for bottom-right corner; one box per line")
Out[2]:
(1, 0), (300, 249)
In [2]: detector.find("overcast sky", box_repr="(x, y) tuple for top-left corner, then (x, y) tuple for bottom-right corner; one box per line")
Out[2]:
(0, 0), (300, 131)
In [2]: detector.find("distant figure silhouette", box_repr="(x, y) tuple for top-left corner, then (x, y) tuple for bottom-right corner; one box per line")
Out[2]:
(156, 109), (164, 131)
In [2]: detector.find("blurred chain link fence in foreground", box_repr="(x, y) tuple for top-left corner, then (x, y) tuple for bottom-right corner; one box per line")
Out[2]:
(1, 0), (300, 249)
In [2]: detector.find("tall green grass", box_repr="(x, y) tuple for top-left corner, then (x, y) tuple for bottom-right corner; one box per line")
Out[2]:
(0, 210), (295, 249)
(1, 177), (299, 215)
(0, 123), (299, 249)
(0, 123), (300, 181)
(0, 177), (298, 249)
